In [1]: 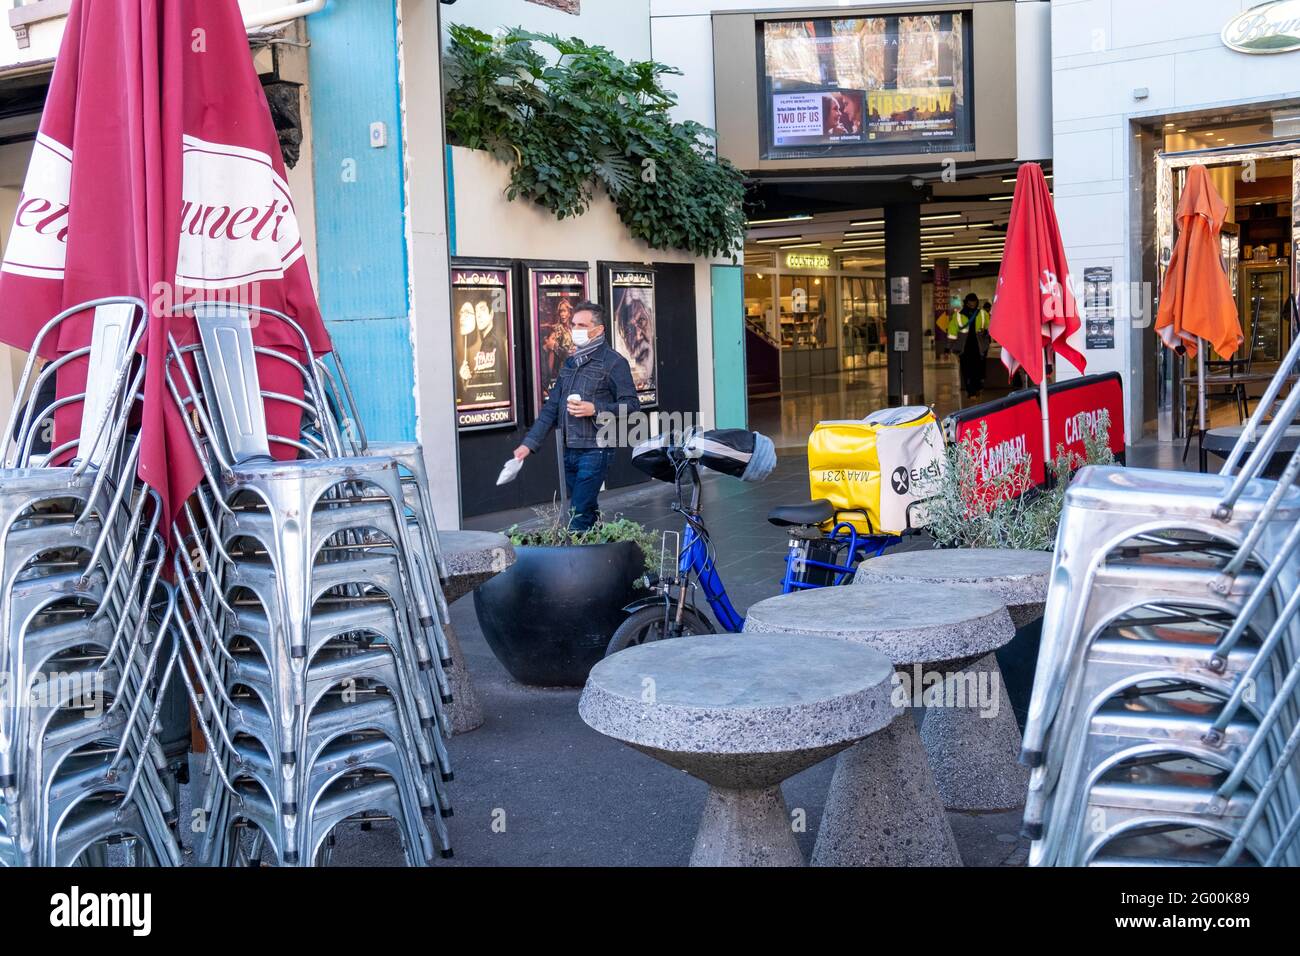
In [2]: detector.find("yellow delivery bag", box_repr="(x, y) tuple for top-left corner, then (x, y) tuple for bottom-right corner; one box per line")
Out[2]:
(807, 406), (945, 534)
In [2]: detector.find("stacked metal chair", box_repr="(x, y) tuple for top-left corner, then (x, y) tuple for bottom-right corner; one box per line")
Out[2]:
(313, 353), (454, 632)
(0, 298), (185, 866)
(167, 303), (454, 866)
(1024, 335), (1300, 866)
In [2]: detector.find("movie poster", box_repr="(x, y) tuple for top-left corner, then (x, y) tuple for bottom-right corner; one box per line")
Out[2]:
(606, 266), (658, 408)
(763, 12), (969, 155)
(528, 265), (589, 415)
(772, 90), (866, 147)
(451, 263), (516, 430)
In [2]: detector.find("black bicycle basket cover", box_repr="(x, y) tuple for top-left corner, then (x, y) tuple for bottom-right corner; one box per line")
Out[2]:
(686, 429), (755, 478)
(630, 434), (678, 482)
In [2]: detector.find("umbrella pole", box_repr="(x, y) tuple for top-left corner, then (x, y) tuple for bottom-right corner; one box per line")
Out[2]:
(1197, 335), (1207, 465)
(1040, 346), (1052, 480)
(1198, 335), (1207, 435)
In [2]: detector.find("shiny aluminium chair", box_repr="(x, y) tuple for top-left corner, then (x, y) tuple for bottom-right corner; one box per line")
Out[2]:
(165, 304), (455, 866)
(1025, 332), (1300, 764)
(1026, 335), (1300, 867)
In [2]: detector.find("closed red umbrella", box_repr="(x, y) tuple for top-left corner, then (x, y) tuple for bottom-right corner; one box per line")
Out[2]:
(990, 162), (1087, 468)
(0, 0), (328, 530)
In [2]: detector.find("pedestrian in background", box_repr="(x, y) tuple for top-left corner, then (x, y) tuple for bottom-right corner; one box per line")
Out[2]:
(949, 292), (991, 399)
(513, 302), (638, 531)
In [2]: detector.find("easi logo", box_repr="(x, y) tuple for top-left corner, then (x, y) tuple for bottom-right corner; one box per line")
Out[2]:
(1063, 408), (1106, 446)
(890, 459), (942, 496)
(49, 886), (151, 937)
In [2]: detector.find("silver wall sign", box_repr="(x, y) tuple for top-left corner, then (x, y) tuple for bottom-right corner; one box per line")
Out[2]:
(1222, 1), (1300, 54)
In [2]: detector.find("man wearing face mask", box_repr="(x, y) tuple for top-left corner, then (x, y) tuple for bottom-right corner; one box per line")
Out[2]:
(514, 301), (638, 531)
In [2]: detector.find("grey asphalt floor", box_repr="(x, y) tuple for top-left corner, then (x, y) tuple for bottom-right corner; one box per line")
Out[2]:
(240, 448), (1029, 867)
(172, 421), (1187, 866)
(173, 448), (1032, 867)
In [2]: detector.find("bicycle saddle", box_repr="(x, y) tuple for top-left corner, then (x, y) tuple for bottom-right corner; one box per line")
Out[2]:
(766, 499), (835, 528)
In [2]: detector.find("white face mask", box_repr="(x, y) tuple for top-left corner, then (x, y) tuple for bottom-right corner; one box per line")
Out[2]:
(570, 328), (590, 347)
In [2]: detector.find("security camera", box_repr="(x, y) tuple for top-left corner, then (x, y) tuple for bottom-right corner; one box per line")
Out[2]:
(911, 178), (925, 189)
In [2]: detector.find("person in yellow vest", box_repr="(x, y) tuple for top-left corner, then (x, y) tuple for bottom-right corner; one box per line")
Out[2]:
(933, 294), (959, 359)
(947, 292), (991, 399)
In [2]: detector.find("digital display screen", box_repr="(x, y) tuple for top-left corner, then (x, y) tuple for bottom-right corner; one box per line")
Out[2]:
(761, 12), (974, 159)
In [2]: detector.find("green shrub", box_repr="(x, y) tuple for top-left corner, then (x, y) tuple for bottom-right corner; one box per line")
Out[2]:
(917, 411), (1114, 551)
(443, 25), (747, 260)
(506, 502), (659, 576)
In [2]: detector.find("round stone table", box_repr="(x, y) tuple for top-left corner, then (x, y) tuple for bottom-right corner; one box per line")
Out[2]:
(579, 634), (898, 867)
(855, 548), (1050, 811)
(436, 530), (516, 734)
(744, 582), (1014, 866)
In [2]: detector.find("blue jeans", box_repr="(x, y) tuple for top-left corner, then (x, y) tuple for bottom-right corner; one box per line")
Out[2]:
(564, 447), (614, 531)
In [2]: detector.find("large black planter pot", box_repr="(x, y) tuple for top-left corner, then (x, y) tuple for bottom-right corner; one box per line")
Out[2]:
(473, 541), (642, 687)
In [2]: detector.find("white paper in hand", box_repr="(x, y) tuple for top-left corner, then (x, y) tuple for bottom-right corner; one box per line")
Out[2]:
(496, 457), (524, 486)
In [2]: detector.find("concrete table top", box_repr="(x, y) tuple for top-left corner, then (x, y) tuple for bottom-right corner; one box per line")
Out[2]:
(854, 547), (1050, 612)
(580, 634), (899, 866)
(437, 530), (515, 603)
(743, 581), (1014, 666)
(580, 634), (897, 758)
(744, 579), (1027, 829)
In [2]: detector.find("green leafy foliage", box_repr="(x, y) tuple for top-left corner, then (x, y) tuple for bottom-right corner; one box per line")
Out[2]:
(505, 502), (659, 576)
(443, 25), (747, 260)
(916, 411), (1115, 552)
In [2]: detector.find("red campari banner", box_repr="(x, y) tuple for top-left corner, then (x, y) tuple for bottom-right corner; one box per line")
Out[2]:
(1048, 372), (1126, 465)
(945, 372), (1126, 494)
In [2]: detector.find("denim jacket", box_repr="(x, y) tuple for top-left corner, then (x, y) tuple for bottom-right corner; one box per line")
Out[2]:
(522, 341), (639, 451)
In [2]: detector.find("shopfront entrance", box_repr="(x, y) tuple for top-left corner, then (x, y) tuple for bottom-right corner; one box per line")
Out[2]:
(743, 250), (896, 450)
(740, 194), (1013, 450)
(1152, 137), (1300, 442)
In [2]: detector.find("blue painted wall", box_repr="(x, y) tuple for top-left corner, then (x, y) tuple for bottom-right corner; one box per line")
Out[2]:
(711, 264), (747, 429)
(307, 0), (415, 441)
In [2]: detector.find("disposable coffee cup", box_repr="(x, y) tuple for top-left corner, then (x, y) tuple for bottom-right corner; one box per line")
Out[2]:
(567, 393), (581, 403)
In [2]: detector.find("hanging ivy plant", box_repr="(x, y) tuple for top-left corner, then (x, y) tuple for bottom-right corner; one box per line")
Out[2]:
(443, 25), (747, 261)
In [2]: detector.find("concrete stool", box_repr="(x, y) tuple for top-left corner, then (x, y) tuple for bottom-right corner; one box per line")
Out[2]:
(437, 530), (516, 734)
(579, 634), (897, 867)
(855, 548), (1050, 811)
(744, 583), (1014, 866)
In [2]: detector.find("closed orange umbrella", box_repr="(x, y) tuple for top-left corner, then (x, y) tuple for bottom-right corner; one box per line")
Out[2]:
(1155, 164), (1242, 360)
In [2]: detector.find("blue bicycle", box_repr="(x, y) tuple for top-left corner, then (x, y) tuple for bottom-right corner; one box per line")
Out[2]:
(768, 501), (901, 591)
(603, 433), (902, 655)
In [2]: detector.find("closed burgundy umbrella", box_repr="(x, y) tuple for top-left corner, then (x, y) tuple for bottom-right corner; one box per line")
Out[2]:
(990, 162), (1087, 470)
(0, 0), (329, 529)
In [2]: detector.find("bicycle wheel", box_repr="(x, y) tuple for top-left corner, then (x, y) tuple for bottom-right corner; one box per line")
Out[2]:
(604, 605), (715, 658)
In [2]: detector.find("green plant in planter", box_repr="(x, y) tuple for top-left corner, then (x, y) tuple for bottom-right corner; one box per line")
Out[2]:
(505, 502), (659, 577)
(917, 412), (1115, 551)
(443, 25), (748, 260)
